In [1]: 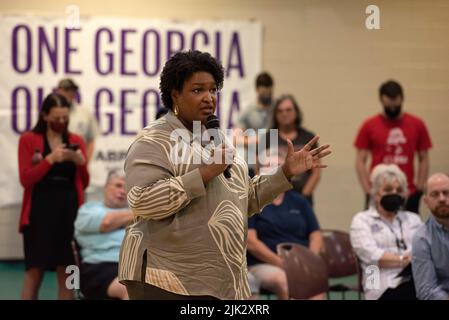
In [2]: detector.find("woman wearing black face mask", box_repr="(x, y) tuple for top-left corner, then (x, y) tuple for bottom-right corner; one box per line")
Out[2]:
(17, 93), (89, 300)
(350, 164), (422, 300)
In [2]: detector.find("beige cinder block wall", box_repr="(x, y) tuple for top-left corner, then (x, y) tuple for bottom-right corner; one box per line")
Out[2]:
(1, 0), (448, 257)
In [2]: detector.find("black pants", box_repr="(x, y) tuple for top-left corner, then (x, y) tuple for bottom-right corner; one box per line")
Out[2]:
(80, 262), (118, 299)
(378, 280), (417, 300)
(364, 191), (423, 214)
(123, 281), (218, 300)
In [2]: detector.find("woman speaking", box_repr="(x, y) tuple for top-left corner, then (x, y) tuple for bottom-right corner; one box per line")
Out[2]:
(119, 50), (331, 300)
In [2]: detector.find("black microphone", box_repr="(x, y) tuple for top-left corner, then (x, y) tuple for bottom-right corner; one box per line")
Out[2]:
(205, 115), (232, 179)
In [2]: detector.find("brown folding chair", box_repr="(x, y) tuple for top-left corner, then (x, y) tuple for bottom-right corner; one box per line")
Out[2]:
(319, 230), (363, 299)
(277, 242), (329, 299)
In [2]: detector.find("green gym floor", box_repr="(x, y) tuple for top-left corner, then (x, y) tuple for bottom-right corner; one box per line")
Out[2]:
(0, 261), (361, 300)
(0, 261), (57, 300)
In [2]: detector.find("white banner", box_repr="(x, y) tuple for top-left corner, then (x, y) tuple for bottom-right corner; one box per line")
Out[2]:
(0, 15), (262, 207)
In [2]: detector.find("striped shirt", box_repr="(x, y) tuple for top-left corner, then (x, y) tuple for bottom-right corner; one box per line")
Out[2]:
(118, 111), (292, 300)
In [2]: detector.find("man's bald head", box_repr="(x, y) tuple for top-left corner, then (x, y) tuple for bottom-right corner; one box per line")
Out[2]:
(423, 173), (449, 220)
(425, 173), (449, 193)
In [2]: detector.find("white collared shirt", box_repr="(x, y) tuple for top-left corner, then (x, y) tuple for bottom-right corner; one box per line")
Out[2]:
(350, 207), (422, 300)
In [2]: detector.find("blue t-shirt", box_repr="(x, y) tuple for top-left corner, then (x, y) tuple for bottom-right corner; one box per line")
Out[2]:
(74, 201), (127, 264)
(247, 190), (320, 266)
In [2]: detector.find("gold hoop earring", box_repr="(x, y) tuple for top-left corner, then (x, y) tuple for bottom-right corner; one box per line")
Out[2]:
(173, 104), (179, 116)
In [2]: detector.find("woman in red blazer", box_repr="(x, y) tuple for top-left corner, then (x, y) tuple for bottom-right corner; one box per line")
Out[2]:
(18, 93), (89, 299)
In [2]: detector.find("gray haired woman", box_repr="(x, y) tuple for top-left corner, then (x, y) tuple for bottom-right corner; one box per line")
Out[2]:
(350, 164), (422, 300)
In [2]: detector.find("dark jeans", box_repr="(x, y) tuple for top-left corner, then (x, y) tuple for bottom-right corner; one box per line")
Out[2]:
(123, 280), (218, 300)
(364, 191), (423, 214)
(378, 277), (417, 300)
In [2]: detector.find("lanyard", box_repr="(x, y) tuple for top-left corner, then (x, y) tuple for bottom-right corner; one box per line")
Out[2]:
(382, 217), (408, 252)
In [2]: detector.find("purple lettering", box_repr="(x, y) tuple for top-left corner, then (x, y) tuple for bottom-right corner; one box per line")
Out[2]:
(142, 29), (161, 77)
(12, 25), (32, 73)
(120, 89), (137, 135)
(227, 91), (240, 128)
(11, 86), (32, 134)
(167, 30), (185, 60)
(215, 31), (221, 64)
(142, 89), (161, 127)
(37, 87), (45, 113)
(64, 28), (81, 74)
(226, 32), (244, 77)
(120, 29), (137, 76)
(191, 30), (209, 51)
(95, 28), (114, 75)
(95, 88), (114, 135)
(38, 26), (58, 73)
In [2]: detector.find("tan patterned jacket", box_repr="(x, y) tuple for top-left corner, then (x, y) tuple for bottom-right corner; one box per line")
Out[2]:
(118, 111), (292, 300)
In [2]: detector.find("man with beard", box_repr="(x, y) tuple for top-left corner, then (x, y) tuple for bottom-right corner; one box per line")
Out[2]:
(354, 80), (432, 213)
(412, 173), (449, 300)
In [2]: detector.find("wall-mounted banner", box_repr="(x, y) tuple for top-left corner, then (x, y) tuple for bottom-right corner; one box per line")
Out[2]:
(0, 15), (262, 206)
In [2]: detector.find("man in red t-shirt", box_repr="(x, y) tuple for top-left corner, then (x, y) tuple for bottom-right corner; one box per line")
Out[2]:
(354, 80), (432, 213)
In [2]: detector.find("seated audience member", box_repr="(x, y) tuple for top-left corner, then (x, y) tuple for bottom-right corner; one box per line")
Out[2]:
(412, 173), (449, 300)
(74, 169), (133, 300)
(247, 153), (323, 300)
(350, 164), (422, 300)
